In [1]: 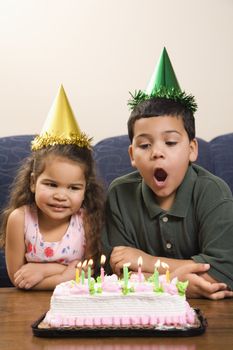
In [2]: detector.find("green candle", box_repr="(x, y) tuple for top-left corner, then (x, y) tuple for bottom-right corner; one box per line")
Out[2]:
(154, 267), (159, 289)
(123, 263), (130, 288)
(87, 259), (93, 287)
(154, 259), (160, 290)
(88, 266), (91, 285)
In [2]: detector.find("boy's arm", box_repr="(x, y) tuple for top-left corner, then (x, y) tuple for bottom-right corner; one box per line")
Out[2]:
(110, 246), (233, 299)
(171, 262), (233, 299)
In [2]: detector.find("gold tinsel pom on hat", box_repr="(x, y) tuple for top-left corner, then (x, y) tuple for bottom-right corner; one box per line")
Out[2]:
(31, 132), (92, 151)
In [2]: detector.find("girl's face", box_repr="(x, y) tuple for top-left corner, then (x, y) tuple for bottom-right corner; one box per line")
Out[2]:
(128, 116), (198, 210)
(31, 156), (86, 222)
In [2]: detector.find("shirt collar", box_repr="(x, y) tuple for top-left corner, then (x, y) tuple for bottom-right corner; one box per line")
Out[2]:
(142, 165), (197, 218)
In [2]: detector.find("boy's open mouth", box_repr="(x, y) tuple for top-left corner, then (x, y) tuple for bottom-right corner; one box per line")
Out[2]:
(154, 168), (168, 182)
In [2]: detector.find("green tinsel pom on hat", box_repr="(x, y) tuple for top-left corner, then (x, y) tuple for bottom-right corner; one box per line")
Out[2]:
(128, 87), (197, 113)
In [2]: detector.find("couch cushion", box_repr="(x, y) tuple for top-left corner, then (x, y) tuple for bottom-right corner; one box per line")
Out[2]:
(94, 135), (134, 187)
(0, 135), (33, 211)
(210, 133), (233, 192)
(195, 137), (214, 173)
(0, 250), (13, 287)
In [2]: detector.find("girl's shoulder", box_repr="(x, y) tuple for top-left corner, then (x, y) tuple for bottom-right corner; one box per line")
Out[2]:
(7, 206), (25, 230)
(8, 206), (25, 221)
(9, 204), (35, 219)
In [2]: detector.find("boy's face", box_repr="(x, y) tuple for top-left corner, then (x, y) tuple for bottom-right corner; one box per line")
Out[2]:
(128, 115), (198, 210)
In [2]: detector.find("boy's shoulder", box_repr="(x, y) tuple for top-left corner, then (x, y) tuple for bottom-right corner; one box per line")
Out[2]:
(192, 164), (232, 197)
(108, 171), (142, 191)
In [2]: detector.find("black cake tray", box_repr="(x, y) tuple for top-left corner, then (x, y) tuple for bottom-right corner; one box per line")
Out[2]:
(31, 308), (207, 338)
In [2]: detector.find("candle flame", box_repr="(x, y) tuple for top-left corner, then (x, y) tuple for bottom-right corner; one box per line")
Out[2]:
(154, 259), (161, 268)
(137, 256), (143, 266)
(76, 261), (82, 268)
(82, 259), (87, 268)
(100, 254), (106, 265)
(161, 262), (169, 269)
(123, 262), (131, 267)
(88, 259), (93, 266)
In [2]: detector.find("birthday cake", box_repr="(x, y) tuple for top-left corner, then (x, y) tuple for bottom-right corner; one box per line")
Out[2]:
(40, 273), (198, 330)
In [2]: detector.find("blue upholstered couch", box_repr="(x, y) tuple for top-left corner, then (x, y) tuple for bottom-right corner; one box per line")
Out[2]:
(1, 133), (233, 287)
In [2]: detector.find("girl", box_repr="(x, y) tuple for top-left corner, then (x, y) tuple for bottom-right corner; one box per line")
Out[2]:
(0, 143), (105, 290)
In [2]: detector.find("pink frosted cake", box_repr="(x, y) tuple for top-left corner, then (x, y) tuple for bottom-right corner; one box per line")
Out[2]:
(41, 273), (197, 329)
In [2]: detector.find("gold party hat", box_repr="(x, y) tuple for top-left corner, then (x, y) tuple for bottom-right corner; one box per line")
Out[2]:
(31, 85), (92, 150)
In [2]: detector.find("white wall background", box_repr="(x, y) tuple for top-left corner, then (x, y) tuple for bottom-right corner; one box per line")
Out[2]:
(0, 0), (233, 144)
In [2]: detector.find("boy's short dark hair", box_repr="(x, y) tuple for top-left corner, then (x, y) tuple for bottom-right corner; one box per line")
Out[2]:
(127, 97), (195, 142)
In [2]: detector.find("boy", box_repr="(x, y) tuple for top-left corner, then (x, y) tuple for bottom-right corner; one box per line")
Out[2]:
(103, 48), (233, 299)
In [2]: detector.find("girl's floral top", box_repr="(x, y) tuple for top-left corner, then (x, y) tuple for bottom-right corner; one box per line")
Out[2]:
(24, 205), (85, 265)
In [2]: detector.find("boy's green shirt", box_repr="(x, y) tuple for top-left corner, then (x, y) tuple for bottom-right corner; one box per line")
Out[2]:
(102, 164), (233, 289)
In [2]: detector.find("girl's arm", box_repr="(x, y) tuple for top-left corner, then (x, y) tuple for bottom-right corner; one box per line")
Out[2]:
(5, 207), (27, 285)
(13, 260), (78, 290)
(27, 260), (78, 290)
(5, 207), (77, 290)
(13, 262), (67, 289)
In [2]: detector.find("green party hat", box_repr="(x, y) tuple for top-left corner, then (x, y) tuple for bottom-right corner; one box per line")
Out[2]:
(146, 47), (180, 95)
(128, 47), (197, 113)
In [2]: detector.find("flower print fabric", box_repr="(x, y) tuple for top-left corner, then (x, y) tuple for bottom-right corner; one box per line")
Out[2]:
(24, 205), (85, 264)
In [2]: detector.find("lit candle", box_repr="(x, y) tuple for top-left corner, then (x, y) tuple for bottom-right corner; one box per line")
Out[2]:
(166, 269), (170, 283)
(161, 262), (170, 283)
(75, 261), (82, 284)
(137, 256), (143, 282)
(123, 262), (131, 288)
(100, 254), (106, 283)
(81, 259), (87, 285)
(154, 259), (160, 289)
(88, 259), (93, 287)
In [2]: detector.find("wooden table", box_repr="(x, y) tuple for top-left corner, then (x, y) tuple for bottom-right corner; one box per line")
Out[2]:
(1, 288), (233, 350)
